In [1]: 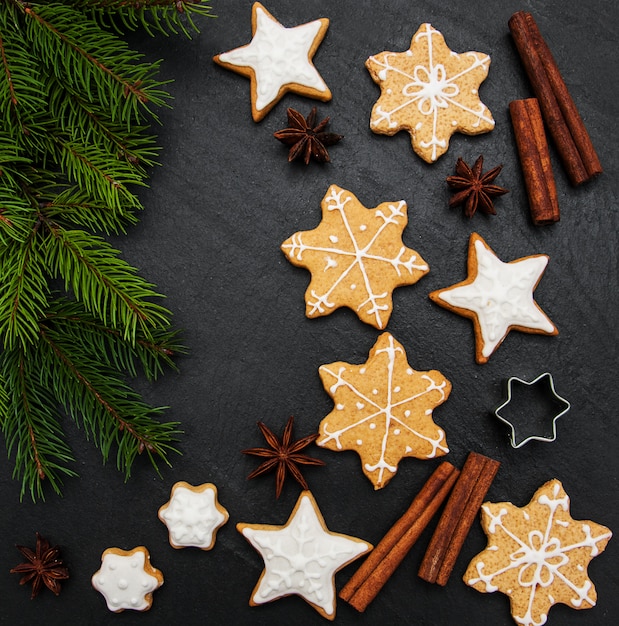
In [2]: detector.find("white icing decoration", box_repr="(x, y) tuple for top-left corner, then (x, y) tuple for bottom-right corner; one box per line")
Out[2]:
(281, 186), (428, 329)
(468, 480), (612, 626)
(241, 493), (370, 616)
(367, 23), (494, 161)
(158, 484), (228, 550)
(437, 237), (556, 358)
(217, 5), (329, 113)
(319, 333), (450, 487)
(91, 549), (161, 613)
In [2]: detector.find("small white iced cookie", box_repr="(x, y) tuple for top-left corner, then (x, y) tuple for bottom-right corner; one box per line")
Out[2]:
(158, 481), (229, 550)
(91, 546), (163, 613)
(213, 2), (331, 122)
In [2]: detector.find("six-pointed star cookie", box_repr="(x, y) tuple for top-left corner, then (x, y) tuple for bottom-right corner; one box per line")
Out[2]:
(317, 332), (451, 489)
(281, 185), (429, 329)
(158, 481), (229, 550)
(429, 232), (557, 364)
(91, 546), (163, 613)
(366, 23), (495, 162)
(237, 490), (372, 620)
(464, 479), (612, 626)
(213, 2), (331, 122)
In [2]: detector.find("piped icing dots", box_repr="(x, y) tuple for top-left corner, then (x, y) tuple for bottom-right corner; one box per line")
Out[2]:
(158, 481), (229, 550)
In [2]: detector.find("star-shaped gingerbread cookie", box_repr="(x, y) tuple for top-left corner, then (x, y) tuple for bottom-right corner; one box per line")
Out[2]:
(281, 185), (429, 329)
(158, 481), (228, 550)
(429, 232), (557, 364)
(366, 23), (495, 162)
(317, 332), (451, 489)
(213, 2), (331, 122)
(464, 479), (612, 626)
(238, 490), (372, 620)
(91, 546), (163, 613)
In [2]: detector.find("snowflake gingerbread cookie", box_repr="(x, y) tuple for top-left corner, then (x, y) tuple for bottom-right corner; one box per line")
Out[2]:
(317, 332), (451, 489)
(464, 479), (612, 626)
(366, 23), (495, 163)
(281, 185), (429, 329)
(91, 546), (163, 613)
(238, 490), (372, 620)
(429, 232), (557, 364)
(213, 2), (331, 122)
(158, 481), (229, 550)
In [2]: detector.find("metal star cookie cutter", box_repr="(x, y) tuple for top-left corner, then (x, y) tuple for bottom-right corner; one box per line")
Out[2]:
(494, 372), (570, 448)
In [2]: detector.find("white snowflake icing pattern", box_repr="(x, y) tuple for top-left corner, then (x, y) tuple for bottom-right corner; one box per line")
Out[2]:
(281, 185), (428, 329)
(317, 333), (450, 489)
(239, 491), (371, 619)
(465, 480), (612, 626)
(367, 23), (494, 162)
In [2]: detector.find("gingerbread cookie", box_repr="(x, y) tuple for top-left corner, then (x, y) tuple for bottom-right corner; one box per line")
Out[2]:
(213, 2), (331, 122)
(316, 332), (451, 489)
(281, 185), (429, 329)
(158, 481), (228, 550)
(91, 546), (163, 612)
(429, 232), (557, 364)
(366, 23), (495, 162)
(238, 490), (372, 620)
(464, 479), (612, 625)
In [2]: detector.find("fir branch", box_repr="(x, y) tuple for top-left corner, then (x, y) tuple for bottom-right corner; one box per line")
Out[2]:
(0, 346), (77, 500)
(40, 222), (172, 340)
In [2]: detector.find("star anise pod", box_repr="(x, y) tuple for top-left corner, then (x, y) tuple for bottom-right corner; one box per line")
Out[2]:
(10, 532), (69, 598)
(242, 416), (325, 498)
(447, 155), (509, 217)
(274, 107), (343, 165)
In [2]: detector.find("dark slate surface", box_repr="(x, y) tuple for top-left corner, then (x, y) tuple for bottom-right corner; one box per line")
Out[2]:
(1, 1), (617, 624)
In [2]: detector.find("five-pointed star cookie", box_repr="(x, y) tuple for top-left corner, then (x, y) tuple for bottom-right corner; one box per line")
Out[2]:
(213, 2), (331, 122)
(91, 546), (163, 613)
(281, 185), (429, 329)
(366, 23), (495, 163)
(158, 481), (229, 550)
(464, 479), (612, 626)
(237, 490), (372, 620)
(317, 332), (451, 489)
(429, 232), (557, 364)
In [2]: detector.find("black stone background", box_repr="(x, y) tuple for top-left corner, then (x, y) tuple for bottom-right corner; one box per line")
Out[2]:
(1, 1), (617, 624)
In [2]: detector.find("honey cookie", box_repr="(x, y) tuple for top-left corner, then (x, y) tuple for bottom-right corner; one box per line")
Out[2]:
(213, 2), (331, 122)
(238, 490), (372, 620)
(281, 185), (429, 329)
(366, 23), (495, 162)
(91, 546), (163, 613)
(158, 481), (228, 550)
(464, 479), (612, 625)
(429, 232), (557, 364)
(316, 332), (451, 489)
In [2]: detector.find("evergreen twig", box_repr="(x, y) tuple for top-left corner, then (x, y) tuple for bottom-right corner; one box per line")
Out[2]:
(0, 0), (211, 499)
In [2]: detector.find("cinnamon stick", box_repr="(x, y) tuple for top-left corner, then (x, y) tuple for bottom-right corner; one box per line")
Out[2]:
(510, 98), (560, 225)
(340, 461), (459, 612)
(418, 452), (500, 586)
(509, 11), (602, 185)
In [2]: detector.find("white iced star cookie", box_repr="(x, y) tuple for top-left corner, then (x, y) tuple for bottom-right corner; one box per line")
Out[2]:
(238, 490), (372, 620)
(91, 546), (163, 613)
(429, 232), (557, 364)
(158, 481), (229, 550)
(213, 2), (331, 122)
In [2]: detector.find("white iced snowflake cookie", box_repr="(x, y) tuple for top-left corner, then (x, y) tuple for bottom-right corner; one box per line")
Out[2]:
(213, 2), (331, 122)
(91, 546), (163, 613)
(429, 232), (557, 364)
(158, 481), (229, 550)
(464, 479), (612, 626)
(366, 23), (495, 163)
(238, 490), (372, 620)
(281, 184), (429, 329)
